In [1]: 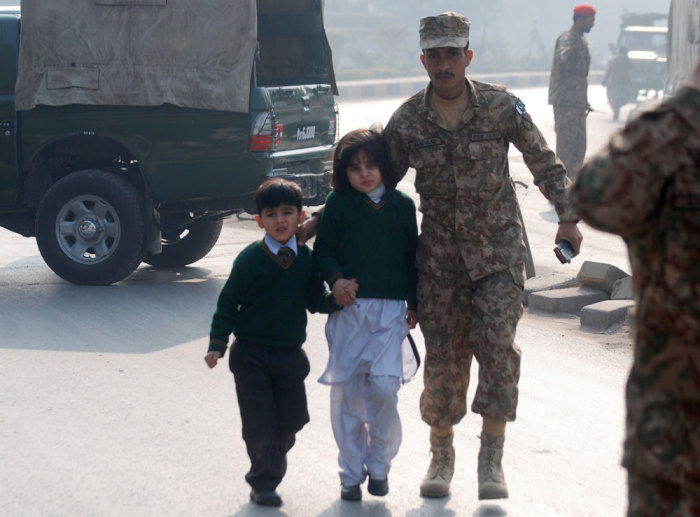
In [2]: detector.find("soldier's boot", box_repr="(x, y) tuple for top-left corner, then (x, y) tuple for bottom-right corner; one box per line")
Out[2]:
(419, 430), (455, 498)
(477, 433), (508, 500)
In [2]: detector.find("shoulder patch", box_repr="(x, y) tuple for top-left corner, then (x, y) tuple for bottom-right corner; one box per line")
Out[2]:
(515, 98), (534, 130)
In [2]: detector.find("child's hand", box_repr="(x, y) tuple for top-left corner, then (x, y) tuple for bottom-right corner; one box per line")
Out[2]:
(406, 310), (418, 329)
(204, 351), (222, 368)
(332, 278), (358, 306)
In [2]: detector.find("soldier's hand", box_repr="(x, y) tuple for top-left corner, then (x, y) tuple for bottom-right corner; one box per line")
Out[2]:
(297, 209), (322, 246)
(555, 222), (583, 257)
(406, 310), (418, 329)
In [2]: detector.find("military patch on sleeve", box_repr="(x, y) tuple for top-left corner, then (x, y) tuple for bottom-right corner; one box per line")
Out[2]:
(515, 98), (534, 130)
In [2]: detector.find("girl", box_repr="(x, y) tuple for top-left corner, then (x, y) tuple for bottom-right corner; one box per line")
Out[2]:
(314, 128), (418, 501)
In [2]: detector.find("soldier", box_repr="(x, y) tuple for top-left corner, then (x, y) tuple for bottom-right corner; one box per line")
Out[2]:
(573, 51), (700, 517)
(602, 46), (635, 121)
(383, 12), (582, 500)
(548, 4), (596, 179)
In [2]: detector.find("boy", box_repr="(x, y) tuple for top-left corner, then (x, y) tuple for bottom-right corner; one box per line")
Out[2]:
(204, 178), (350, 507)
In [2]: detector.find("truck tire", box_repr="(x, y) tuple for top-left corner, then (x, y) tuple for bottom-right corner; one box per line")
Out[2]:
(35, 170), (146, 285)
(143, 218), (223, 268)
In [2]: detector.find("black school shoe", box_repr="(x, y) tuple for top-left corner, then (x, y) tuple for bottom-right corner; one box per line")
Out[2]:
(340, 483), (362, 501)
(250, 489), (282, 507)
(367, 475), (389, 496)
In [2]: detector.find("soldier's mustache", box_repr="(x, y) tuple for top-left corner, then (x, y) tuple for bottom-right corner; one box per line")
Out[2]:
(435, 72), (454, 79)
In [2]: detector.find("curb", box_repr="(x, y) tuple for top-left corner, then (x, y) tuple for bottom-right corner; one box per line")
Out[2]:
(337, 70), (605, 100)
(524, 260), (635, 333)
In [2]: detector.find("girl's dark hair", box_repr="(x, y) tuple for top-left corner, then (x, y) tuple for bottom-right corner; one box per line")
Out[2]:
(331, 128), (398, 191)
(254, 177), (303, 215)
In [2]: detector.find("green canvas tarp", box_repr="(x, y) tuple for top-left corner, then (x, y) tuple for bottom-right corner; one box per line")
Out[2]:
(15, 0), (257, 112)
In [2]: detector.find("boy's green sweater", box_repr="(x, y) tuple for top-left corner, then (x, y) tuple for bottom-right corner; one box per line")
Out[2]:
(314, 187), (418, 309)
(208, 241), (336, 354)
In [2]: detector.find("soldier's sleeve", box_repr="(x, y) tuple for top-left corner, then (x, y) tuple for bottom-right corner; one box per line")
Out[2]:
(573, 85), (700, 237)
(384, 112), (410, 182)
(555, 32), (573, 63)
(508, 95), (579, 223)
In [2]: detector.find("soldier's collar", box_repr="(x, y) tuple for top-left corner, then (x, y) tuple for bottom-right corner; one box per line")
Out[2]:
(423, 79), (479, 108)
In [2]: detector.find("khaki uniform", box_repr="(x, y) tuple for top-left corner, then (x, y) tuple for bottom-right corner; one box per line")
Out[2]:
(549, 28), (591, 179)
(602, 53), (635, 120)
(573, 85), (700, 517)
(385, 79), (577, 425)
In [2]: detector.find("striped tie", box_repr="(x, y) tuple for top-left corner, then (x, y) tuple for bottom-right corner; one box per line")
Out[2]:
(277, 246), (294, 264)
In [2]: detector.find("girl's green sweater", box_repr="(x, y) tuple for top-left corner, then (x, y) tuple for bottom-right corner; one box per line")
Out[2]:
(314, 187), (418, 309)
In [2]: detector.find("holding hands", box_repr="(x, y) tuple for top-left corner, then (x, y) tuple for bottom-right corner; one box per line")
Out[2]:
(332, 277), (359, 306)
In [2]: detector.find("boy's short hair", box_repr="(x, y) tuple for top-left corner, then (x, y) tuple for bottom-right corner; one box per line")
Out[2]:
(332, 128), (398, 191)
(255, 178), (303, 214)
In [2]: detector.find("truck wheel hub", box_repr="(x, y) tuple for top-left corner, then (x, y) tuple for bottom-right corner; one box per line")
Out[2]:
(77, 217), (102, 241)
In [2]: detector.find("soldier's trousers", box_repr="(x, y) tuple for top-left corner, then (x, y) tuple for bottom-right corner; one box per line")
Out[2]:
(627, 473), (700, 516)
(417, 239), (523, 427)
(553, 104), (587, 180)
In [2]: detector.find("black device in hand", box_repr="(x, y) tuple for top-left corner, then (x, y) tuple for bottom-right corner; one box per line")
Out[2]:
(554, 239), (574, 264)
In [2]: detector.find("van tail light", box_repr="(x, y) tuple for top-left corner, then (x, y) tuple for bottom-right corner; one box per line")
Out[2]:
(249, 112), (283, 151)
(329, 107), (339, 142)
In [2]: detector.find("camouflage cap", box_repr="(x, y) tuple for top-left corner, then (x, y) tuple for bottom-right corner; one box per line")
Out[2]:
(419, 12), (470, 50)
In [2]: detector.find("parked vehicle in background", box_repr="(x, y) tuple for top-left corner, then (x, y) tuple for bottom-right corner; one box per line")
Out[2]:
(610, 13), (668, 98)
(0, 1), (338, 285)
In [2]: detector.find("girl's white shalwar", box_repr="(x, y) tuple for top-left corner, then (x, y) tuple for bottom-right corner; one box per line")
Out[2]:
(319, 298), (408, 486)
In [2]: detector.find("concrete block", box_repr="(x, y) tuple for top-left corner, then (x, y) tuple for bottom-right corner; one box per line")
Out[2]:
(577, 261), (629, 295)
(523, 272), (580, 305)
(580, 300), (636, 331)
(528, 286), (609, 315)
(611, 276), (635, 300)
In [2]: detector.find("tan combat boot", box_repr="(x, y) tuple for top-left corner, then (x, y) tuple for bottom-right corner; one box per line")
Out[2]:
(419, 430), (455, 498)
(477, 433), (508, 500)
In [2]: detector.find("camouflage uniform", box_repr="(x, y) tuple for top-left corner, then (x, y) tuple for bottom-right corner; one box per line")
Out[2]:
(573, 85), (700, 517)
(384, 78), (577, 426)
(549, 28), (591, 179)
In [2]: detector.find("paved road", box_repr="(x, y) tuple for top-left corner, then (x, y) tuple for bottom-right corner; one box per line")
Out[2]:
(0, 85), (638, 516)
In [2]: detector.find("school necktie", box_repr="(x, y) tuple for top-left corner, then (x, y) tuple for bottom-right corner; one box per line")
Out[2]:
(277, 246), (294, 264)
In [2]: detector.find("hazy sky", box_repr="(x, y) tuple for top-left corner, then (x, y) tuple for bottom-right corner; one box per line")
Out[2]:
(325, 0), (672, 68)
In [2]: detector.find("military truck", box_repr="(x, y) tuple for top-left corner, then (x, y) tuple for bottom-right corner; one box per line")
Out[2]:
(0, 1), (338, 285)
(611, 13), (668, 97)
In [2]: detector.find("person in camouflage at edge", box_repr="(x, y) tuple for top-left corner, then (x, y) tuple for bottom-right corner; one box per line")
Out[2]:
(548, 4), (596, 180)
(573, 51), (700, 517)
(383, 12), (583, 500)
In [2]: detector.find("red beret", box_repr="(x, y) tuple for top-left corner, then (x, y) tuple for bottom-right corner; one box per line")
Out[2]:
(573, 4), (596, 16)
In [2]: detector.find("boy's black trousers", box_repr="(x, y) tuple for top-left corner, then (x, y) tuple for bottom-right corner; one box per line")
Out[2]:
(229, 340), (310, 492)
